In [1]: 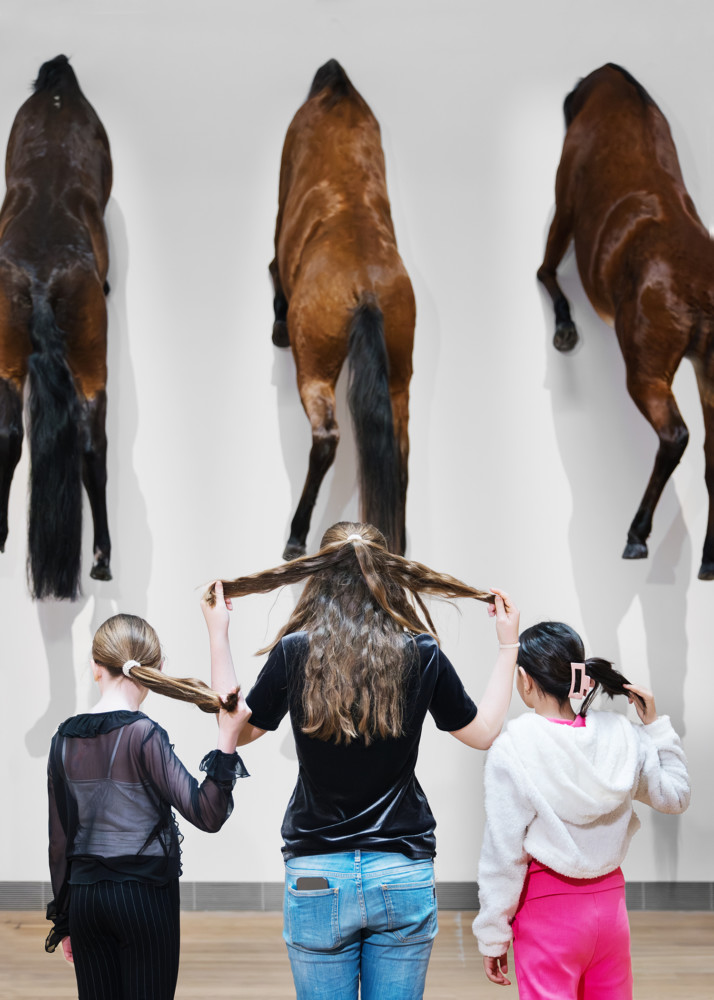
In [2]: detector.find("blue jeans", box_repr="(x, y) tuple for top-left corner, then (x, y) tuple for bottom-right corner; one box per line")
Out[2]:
(283, 850), (437, 1000)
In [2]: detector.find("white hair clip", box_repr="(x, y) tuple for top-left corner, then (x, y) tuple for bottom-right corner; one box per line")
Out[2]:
(122, 659), (141, 677)
(346, 534), (363, 543)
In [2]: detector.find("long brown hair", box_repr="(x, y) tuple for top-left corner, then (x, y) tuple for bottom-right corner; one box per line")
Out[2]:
(92, 614), (237, 714)
(205, 522), (492, 743)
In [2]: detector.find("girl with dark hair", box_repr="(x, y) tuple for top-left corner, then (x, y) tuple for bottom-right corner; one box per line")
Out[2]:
(473, 620), (690, 999)
(46, 599), (252, 1000)
(204, 520), (521, 1000)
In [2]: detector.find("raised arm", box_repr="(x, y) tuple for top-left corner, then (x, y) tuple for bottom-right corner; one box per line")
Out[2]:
(450, 588), (520, 750)
(202, 580), (238, 698)
(624, 684), (690, 814)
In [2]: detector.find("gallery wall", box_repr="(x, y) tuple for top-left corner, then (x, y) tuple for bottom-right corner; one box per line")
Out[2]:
(1, 0), (711, 888)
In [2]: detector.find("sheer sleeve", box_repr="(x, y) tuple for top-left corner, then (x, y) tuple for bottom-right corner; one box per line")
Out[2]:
(139, 725), (247, 833)
(45, 738), (70, 953)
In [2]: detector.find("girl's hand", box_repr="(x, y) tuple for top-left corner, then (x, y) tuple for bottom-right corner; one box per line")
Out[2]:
(217, 688), (252, 750)
(61, 936), (74, 964)
(202, 580), (232, 637)
(488, 588), (520, 647)
(483, 953), (511, 986)
(623, 683), (658, 725)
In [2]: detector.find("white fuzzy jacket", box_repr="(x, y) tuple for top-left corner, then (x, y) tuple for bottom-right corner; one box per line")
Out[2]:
(472, 711), (690, 957)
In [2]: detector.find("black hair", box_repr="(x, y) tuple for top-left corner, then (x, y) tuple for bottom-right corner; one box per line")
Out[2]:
(517, 621), (645, 717)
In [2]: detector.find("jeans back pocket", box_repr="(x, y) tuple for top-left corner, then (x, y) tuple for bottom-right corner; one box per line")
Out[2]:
(286, 885), (341, 951)
(381, 881), (437, 943)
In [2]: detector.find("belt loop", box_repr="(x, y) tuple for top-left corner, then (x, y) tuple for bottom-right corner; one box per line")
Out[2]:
(354, 849), (360, 877)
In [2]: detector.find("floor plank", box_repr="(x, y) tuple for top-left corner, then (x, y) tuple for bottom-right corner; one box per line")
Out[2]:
(2, 910), (712, 998)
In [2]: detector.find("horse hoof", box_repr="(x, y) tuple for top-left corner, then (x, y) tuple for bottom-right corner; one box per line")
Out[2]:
(697, 563), (714, 581)
(553, 321), (578, 352)
(283, 541), (305, 562)
(272, 321), (290, 348)
(90, 562), (113, 581)
(622, 541), (648, 560)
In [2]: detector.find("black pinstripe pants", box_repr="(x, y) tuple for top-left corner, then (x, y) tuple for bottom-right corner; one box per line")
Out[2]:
(68, 879), (181, 999)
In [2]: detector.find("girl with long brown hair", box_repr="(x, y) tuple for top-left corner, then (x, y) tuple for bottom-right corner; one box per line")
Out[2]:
(46, 599), (252, 1000)
(205, 521), (521, 1000)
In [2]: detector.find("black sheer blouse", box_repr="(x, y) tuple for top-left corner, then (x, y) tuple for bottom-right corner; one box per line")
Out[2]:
(46, 710), (247, 952)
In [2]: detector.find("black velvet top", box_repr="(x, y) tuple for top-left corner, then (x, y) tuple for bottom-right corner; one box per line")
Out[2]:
(46, 710), (248, 952)
(246, 632), (477, 860)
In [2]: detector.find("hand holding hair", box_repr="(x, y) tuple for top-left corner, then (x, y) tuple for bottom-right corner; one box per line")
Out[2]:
(201, 579), (233, 633)
(623, 683), (658, 725)
(217, 686), (252, 750)
(488, 587), (520, 647)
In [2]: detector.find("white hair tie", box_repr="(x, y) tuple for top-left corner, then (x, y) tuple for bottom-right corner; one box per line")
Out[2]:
(122, 659), (141, 677)
(346, 534), (363, 543)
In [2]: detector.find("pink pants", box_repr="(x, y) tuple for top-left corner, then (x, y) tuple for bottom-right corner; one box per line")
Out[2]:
(512, 865), (633, 1000)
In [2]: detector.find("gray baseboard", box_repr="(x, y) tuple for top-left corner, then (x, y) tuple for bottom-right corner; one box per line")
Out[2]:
(2, 880), (713, 912)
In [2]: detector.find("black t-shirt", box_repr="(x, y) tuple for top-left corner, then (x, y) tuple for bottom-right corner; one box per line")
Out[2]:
(246, 631), (477, 859)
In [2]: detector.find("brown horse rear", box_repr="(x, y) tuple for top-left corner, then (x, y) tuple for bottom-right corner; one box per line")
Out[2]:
(271, 60), (415, 559)
(0, 55), (112, 598)
(537, 63), (714, 579)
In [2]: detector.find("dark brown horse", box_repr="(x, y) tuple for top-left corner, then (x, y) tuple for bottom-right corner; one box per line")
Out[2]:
(538, 63), (714, 580)
(0, 55), (112, 599)
(271, 60), (415, 560)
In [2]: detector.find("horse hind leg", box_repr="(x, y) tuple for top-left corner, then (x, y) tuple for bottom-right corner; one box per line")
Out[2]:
(537, 204), (578, 352)
(269, 258), (290, 348)
(0, 377), (24, 553)
(622, 374), (689, 560)
(284, 378), (340, 560)
(79, 389), (111, 580)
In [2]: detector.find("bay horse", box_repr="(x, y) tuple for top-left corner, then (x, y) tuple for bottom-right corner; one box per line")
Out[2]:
(0, 55), (112, 599)
(538, 63), (714, 580)
(270, 59), (415, 560)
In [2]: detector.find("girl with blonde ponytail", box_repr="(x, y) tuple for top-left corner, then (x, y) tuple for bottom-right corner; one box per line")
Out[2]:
(205, 521), (521, 1000)
(46, 597), (252, 1000)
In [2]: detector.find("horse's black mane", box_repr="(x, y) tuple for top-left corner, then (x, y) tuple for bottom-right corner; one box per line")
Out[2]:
(33, 55), (77, 93)
(564, 63), (655, 127)
(308, 59), (355, 106)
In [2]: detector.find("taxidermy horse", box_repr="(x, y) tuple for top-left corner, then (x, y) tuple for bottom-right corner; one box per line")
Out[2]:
(270, 59), (415, 559)
(538, 63), (714, 580)
(0, 55), (112, 599)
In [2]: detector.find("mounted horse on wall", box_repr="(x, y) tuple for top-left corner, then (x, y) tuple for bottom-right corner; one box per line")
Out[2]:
(538, 63), (714, 580)
(0, 55), (112, 599)
(270, 59), (415, 560)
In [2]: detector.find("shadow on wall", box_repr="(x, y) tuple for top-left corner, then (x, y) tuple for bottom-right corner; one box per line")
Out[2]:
(272, 345), (360, 560)
(25, 198), (154, 757)
(541, 261), (689, 878)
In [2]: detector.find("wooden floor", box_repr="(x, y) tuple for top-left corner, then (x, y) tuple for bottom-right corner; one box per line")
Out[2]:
(1, 910), (712, 998)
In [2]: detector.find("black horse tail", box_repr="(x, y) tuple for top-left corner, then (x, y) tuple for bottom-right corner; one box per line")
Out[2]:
(27, 288), (83, 600)
(33, 54), (81, 95)
(347, 296), (400, 553)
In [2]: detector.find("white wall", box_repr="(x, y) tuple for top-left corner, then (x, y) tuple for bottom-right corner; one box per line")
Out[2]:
(1, 0), (711, 886)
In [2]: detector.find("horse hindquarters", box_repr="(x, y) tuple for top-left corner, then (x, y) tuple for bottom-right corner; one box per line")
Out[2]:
(27, 289), (83, 599)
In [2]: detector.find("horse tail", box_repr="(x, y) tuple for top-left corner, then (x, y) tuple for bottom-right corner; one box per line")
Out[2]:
(27, 288), (83, 599)
(33, 54), (80, 95)
(347, 296), (400, 552)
